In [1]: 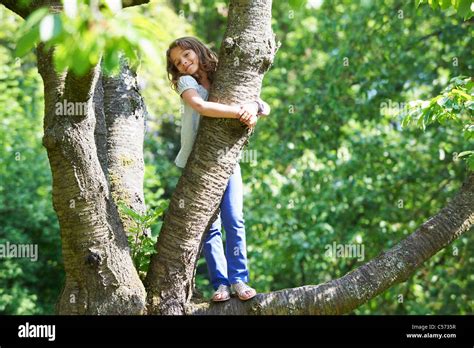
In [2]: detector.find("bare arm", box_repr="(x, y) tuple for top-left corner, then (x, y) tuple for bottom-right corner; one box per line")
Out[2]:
(181, 89), (245, 119)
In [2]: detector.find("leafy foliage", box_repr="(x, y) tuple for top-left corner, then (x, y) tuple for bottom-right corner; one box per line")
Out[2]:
(416, 0), (474, 19)
(0, 10), (63, 314)
(401, 76), (473, 169)
(171, 0), (473, 311)
(118, 200), (168, 281)
(14, 0), (164, 75)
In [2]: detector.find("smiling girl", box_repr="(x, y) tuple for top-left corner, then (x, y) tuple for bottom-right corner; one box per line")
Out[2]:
(166, 36), (270, 302)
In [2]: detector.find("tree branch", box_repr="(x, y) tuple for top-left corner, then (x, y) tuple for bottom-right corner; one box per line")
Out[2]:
(122, 0), (150, 8)
(188, 172), (473, 315)
(0, 0), (149, 19)
(0, 0), (57, 18)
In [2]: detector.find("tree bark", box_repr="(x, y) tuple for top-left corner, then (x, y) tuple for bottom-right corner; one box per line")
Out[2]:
(36, 43), (147, 314)
(144, 0), (278, 315)
(188, 172), (474, 315)
(0, 0), (149, 315)
(103, 58), (149, 234)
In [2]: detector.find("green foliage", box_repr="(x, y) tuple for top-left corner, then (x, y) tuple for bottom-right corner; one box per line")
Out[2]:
(15, 0), (164, 75)
(401, 76), (473, 169)
(172, 0), (473, 312)
(416, 0), (474, 19)
(0, 8), (63, 314)
(118, 200), (168, 280)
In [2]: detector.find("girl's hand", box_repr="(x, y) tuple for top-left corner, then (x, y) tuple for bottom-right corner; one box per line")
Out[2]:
(244, 114), (258, 129)
(238, 103), (258, 123)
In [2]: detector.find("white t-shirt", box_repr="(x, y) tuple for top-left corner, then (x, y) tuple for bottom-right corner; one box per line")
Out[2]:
(174, 75), (209, 168)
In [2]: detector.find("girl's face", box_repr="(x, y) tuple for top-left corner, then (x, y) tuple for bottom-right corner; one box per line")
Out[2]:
(170, 46), (199, 76)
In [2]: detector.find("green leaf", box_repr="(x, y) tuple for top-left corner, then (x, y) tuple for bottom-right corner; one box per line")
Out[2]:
(457, 0), (473, 19)
(467, 154), (474, 170)
(15, 28), (39, 57)
(401, 114), (411, 128)
(440, 0), (452, 10)
(416, 0), (426, 8)
(457, 150), (474, 158)
(103, 47), (121, 75)
(289, 0), (306, 9)
(428, 0), (439, 10)
(22, 7), (49, 32)
(71, 46), (92, 76)
(452, 88), (471, 100)
(118, 203), (143, 223)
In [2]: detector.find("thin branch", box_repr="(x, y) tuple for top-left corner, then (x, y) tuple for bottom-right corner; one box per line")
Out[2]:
(0, 0), (57, 18)
(0, 0), (149, 19)
(122, 0), (150, 9)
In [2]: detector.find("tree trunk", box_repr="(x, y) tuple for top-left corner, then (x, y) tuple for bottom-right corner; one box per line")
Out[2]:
(37, 43), (147, 314)
(102, 58), (149, 234)
(144, 0), (278, 315)
(188, 172), (474, 315)
(0, 0), (154, 315)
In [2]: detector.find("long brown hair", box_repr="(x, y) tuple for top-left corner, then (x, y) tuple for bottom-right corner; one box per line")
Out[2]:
(166, 37), (218, 91)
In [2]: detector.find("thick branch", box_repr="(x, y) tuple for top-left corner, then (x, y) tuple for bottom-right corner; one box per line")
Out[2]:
(189, 172), (473, 315)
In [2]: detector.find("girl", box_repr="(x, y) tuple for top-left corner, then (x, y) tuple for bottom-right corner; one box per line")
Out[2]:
(166, 36), (270, 302)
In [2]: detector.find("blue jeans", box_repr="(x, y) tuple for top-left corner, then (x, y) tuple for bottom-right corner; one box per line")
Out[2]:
(203, 163), (249, 290)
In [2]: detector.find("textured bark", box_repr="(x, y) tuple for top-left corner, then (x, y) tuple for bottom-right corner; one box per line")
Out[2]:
(188, 172), (474, 315)
(37, 44), (147, 314)
(103, 58), (148, 234)
(3, 0), (155, 314)
(93, 70), (108, 176)
(144, 0), (278, 315)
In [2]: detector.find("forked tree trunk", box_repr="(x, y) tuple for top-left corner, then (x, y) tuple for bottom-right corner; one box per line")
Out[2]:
(37, 43), (147, 314)
(144, 0), (278, 315)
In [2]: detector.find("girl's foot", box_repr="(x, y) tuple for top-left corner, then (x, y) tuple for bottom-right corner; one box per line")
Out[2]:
(211, 284), (231, 302)
(231, 281), (257, 301)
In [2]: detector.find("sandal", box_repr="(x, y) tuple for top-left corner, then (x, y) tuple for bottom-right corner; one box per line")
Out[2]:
(211, 284), (231, 302)
(231, 281), (257, 301)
